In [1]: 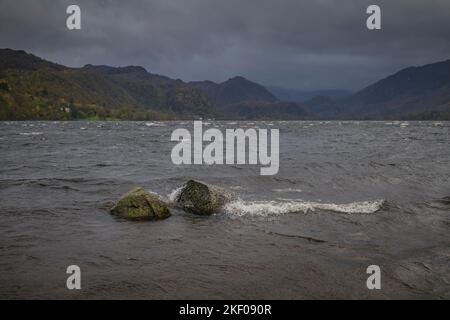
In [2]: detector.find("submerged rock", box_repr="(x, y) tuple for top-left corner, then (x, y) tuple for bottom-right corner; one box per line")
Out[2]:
(110, 187), (170, 220)
(175, 180), (236, 215)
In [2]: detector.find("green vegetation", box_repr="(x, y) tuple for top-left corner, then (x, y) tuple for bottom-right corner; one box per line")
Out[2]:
(0, 87), (177, 120)
(1, 49), (450, 120)
(0, 49), (212, 121)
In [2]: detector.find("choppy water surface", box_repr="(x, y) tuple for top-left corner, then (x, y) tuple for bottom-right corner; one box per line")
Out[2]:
(0, 121), (449, 299)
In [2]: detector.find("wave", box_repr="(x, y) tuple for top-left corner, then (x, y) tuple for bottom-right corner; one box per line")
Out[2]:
(223, 199), (385, 217)
(165, 185), (384, 216)
(272, 188), (303, 193)
(19, 132), (43, 136)
(145, 122), (166, 127)
(167, 186), (183, 202)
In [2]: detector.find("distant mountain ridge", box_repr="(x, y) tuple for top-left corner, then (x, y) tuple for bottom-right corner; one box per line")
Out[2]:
(295, 59), (450, 120)
(190, 76), (277, 107)
(0, 49), (213, 120)
(340, 59), (450, 119)
(267, 86), (351, 102)
(0, 48), (449, 120)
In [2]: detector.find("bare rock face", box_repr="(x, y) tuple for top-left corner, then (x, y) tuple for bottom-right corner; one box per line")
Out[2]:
(175, 180), (236, 215)
(110, 187), (170, 220)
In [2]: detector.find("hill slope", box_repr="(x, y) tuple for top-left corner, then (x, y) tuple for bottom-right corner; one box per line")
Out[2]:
(0, 49), (213, 120)
(190, 76), (277, 107)
(1, 49), (449, 120)
(267, 86), (350, 102)
(341, 59), (450, 119)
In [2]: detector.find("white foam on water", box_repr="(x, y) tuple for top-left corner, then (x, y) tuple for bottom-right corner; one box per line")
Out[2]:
(273, 188), (303, 193)
(145, 122), (166, 127)
(19, 132), (43, 136)
(168, 186), (183, 202)
(223, 199), (384, 217)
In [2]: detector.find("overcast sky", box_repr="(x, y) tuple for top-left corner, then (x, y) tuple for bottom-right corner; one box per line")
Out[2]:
(1, 0), (449, 91)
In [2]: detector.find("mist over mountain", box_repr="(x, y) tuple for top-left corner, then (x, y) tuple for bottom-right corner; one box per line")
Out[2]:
(0, 49), (449, 120)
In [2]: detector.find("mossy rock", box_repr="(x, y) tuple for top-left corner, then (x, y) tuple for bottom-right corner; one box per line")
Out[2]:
(110, 187), (170, 220)
(175, 180), (235, 215)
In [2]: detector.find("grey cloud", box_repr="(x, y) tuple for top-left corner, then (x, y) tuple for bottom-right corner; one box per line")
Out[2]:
(0, 0), (449, 90)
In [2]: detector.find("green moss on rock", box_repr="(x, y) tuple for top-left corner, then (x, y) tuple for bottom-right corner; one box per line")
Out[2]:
(110, 187), (170, 220)
(175, 180), (235, 215)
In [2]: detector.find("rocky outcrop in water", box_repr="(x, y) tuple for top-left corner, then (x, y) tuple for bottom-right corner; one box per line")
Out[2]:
(110, 187), (170, 220)
(175, 180), (236, 215)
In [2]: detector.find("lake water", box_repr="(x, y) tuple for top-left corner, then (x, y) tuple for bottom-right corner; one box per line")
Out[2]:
(0, 121), (449, 299)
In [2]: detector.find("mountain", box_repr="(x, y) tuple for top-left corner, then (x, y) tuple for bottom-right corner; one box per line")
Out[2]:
(221, 100), (309, 120)
(1, 48), (449, 120)
(190, 76), (277, 107)
(0, 49), (213, 120)
(189, 77), (312, 119)
(0, 48), (65, 71)
(340, 59), (450, 119)
(300, 95), (342, 119)
(0, 49), (286, 120)
(267, 86), (351, 102)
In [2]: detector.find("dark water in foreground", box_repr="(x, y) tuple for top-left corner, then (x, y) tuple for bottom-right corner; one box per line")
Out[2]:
(0, 121), (449, 299)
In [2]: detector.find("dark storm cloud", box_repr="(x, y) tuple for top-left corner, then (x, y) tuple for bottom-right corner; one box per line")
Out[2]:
(1, 0), (449, 90)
